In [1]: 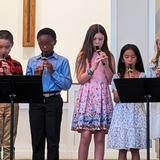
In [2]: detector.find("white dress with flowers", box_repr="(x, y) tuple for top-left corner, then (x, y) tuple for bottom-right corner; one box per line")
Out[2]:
(107, 73), (146, 149)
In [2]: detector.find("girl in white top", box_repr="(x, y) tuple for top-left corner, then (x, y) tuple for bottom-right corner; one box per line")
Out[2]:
(146, 32), (160, 139)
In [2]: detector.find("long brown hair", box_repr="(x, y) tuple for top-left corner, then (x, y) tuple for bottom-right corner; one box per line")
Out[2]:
(75, 24), (114, 77)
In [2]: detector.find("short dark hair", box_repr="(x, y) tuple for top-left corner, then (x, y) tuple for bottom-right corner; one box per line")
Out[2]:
(37, 28), (56, 40)
(0, 30), (13, 44)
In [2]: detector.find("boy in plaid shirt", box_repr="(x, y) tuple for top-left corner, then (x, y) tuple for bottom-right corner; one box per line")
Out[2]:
(0, 30), (23, 160)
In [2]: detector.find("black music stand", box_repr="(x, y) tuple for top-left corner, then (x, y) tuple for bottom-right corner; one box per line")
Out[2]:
(0, 75), (43, 160)
(114, 77), (160, 160)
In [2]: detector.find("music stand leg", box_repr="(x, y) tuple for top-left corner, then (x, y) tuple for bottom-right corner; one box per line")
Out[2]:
(9, 94), (16, 160)
(146, 96), (151, 160)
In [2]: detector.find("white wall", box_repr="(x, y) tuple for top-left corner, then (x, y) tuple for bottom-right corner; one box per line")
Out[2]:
(156, 0), (160, 33)
(116, 0), (149, 67)
(111, 0), (155, 68)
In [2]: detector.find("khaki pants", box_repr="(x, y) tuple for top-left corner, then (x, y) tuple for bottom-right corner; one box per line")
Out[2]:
(0, 103), (19, 160)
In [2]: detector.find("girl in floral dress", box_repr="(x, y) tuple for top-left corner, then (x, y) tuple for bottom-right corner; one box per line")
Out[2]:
(71, 24), (115, 160)
(107, 44), (146, 160)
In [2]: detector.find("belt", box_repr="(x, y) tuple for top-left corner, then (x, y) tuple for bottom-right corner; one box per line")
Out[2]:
(43, 91), (60, 98)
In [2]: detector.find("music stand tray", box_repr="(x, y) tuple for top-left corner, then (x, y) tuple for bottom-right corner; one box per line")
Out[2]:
(114, 77), (160, 160)
(0, 75), (43, 160)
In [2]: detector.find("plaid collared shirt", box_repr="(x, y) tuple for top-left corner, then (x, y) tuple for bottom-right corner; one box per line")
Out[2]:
(0, 55), (23, 75)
